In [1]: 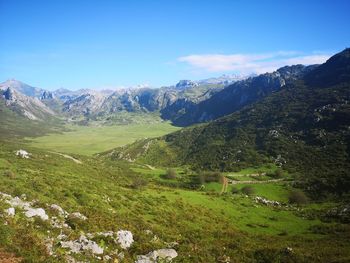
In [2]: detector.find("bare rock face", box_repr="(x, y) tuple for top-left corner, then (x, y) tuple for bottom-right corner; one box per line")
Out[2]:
(1, 86), (55, 120)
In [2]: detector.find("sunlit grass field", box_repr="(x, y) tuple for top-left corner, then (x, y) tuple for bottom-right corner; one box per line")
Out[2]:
(26, 122), (180, 155)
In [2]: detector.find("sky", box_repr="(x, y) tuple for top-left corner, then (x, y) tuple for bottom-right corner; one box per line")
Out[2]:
(0, 0), (349, 90)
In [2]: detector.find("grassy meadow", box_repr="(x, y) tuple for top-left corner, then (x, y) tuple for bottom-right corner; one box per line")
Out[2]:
(1, 141), (349, 262)
(26, 122), (180, 155)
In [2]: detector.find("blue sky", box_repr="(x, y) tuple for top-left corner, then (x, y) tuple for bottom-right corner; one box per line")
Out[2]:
(0, 0), (349, 90)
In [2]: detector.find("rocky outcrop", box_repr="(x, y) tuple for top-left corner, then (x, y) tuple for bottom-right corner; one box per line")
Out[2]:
(16, 149), (31, 159)
(175, 80), (198, 90)
(116, 230), (134, 249)
(135, 248), (178, 263)
(1, 87), (55, 120)
(1, 193), (49, 221)
(61, 235), (104, 255)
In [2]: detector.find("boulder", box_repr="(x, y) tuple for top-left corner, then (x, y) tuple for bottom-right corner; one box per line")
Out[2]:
(117, 230), (134, 249)
(24, 207), (49, 220)
(15, 149), (30, 159)
(61, 235), (104, 255)
(5, 207), (15, 216)
(70, 212), (87, 220)
(136, 249), (178, 263)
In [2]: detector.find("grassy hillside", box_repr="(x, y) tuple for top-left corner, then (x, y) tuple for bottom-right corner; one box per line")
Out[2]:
(0, 98), (64, 140)
(1, 141), (349, 262)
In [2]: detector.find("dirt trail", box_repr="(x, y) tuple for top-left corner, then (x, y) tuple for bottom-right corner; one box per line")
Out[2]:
(145, 164), (155, 170)
(48, 151), (82, 164)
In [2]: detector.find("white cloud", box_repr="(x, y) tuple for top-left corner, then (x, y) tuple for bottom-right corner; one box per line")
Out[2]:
(178, 51), (332, 75)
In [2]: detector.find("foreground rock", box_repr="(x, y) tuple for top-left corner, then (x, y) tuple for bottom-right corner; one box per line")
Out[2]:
(136, 249), (178, 263)
(24, 207), (49, 220)
(117, 230), (134, 249)
(15, 149), (30, 159)
(1, 193), (49, 221)
(254, 196), (281, 207)
(61, 235), (104, 255)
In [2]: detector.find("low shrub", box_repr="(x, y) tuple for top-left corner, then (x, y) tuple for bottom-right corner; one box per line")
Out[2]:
(241, 186), (255, 195)
(231, 187), (239, 194)
(163, 168), (177, 179)
(288, 190), (308, 205)
(131, 177), (148, 189)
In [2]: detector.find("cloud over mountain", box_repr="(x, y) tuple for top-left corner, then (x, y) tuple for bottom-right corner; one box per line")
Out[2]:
(178, 51), (331, 74)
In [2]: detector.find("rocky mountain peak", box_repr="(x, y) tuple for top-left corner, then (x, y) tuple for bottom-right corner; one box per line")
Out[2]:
(175, 80), (199, 90)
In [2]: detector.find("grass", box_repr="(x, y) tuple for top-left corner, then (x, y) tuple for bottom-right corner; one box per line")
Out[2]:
(142, 188), (320, 236)
(1, 119), (350, 263)
(26, 122), (180, 155)
(0, 141), (350, 262)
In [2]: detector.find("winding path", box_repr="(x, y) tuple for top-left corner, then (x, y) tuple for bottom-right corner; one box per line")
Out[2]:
(48, 151), (82, 164)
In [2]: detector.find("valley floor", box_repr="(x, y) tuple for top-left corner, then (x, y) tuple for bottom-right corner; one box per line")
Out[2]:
(26, 122), (180, 155)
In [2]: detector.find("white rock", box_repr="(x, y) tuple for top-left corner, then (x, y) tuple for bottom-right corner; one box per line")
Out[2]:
(117, 230), (134, 249)
(50, 204), (67, 216)
(5, 207), (15, 216)
(16, 149), (30, 158)
(61, 235), (104, 255)
(25, 207), (49, 220)
(136, 249), (178, 263)
(70, 212), (87, 220)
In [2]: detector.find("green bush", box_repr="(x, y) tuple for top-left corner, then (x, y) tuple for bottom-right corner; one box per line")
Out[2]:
(131, 176), (148, 189)
(231, 187), (239, 194)
(288, 190), (308, 205)
(163, 168), (177, 179)
(241, 186), (255, 195)
(199, 171), (222, 183)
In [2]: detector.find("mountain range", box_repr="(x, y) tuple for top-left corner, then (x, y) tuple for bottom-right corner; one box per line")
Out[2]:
(0, 74), (243, 122)
(0, 65), (319, 126)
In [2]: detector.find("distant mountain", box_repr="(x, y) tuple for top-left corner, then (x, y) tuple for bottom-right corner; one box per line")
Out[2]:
(198, 73), (248, 85)
(110, 48), (350, 197)
(0, 79), (54, 99)
(0, 87), (55, 120)
(167, 64), (318, 126)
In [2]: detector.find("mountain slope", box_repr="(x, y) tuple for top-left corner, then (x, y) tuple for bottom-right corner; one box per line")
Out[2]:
(0, 79), (42, 98)
(1, 87), (56, 121)
(168, 65), (317, 126)
(110, 48), (350, 197)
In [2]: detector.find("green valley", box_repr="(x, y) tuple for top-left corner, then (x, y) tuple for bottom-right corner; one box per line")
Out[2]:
(0, 5), (349, 261)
